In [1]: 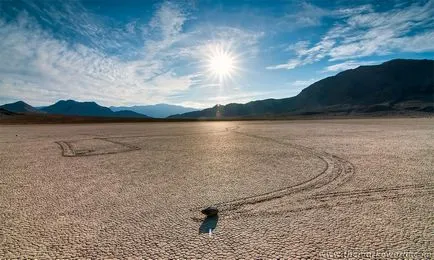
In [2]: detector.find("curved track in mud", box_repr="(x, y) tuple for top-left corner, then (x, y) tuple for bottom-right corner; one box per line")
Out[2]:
(55, 127), (232, 157)
(192, 127), (356, 214)
(55, 125), (433, 217)
(196, 127), (433, 218)
(232, 183), (434, 219)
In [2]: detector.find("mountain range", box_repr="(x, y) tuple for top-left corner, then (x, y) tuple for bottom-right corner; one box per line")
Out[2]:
(0, 100), (150, 118)
(0, 100), (200, 119)
(170, 59), (433, 118)
(41, 100), (150, 118)
(110, 104), (198, 118)
(0, 101), (43, 114)
(1, 59), (433, 120)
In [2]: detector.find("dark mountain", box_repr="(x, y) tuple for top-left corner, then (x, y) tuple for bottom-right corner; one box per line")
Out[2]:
(0, 101), (42, 113)
(171, 59), (434, 118)
(0, 108), (18, 116)
(41, 100), (150, 118)
(110, 104), (198, 118)
(112, 110), (150, 118)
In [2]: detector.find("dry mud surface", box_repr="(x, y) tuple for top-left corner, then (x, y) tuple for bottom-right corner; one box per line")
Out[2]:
(0, 118), (433, 259)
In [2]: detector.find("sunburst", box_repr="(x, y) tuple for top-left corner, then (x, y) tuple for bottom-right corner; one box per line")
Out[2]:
(204, 43), (239, 82)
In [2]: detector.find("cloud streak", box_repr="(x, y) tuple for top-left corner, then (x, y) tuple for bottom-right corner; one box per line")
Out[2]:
(0, 9), (192, 106)
(0, 0), (432, 107)
(322, 60), (380, 73)
(267, 0), (434, 70)
(0, 1), (263, 106)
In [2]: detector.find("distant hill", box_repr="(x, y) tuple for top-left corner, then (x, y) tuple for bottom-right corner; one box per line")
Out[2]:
(170, 59), (434, 118)
(110, 104), (198, 118)
(0, 101), (42, 113)
(0, 107), (19, 116)
(112, 110), (150, 118)
(41, 100), (150, 118)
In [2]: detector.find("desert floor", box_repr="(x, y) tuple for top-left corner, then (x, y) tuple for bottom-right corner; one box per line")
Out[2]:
(0, 118), (433, 259)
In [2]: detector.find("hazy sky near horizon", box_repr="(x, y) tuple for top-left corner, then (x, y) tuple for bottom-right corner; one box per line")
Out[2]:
(0, 0), (433, 108)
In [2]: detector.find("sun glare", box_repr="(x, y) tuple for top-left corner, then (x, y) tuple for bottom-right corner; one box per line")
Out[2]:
(205, 44), (238, 81)
(209, 53), (234, 77)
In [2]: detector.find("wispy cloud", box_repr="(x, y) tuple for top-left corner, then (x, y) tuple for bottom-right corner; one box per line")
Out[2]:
(278, 2), (328, 28)
(266, 59), (301, 70)
(290, 78), (317, 87)
(327, 0), (434, 61)
(0, 1), (263, 106)
(143, 1), (188, 58)
(276, 2), (373, 31)
(284, 41), (310, 54)
(267, 0), (434, 70)
(1, 1), (432, 108)
(0, 8), (192, 106)
(322, 60), (380, 73)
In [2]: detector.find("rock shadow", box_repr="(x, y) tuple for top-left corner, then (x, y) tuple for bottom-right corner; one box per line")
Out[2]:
(199, 215), (219, 234)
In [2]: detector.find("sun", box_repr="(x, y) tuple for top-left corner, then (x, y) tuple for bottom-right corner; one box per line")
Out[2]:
(205, 43), (238, 81)
(209, 53), (234, 77)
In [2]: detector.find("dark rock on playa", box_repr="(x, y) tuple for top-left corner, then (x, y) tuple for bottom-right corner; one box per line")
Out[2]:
(201, 206), (219, 216)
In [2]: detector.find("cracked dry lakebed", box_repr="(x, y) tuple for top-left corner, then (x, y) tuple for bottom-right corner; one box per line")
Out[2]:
(0, 118), (433, 259)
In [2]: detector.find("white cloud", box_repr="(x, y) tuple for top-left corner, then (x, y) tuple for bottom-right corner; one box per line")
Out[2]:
(327, 0), (434, 60)
(149, 2), (186, 39)
(267, 39), (335, 70)
(334, 5), (373, 17)
(322, 60), (380, 73)
(266, 59), (301, 70)
(267, 0), (434, 70)
(278, 2), (328, 29)
(284, 41), (310, 55)
(144, 1), (188, 58)
(290, 78), (317, 87)
(389, 31), (434, 52)
(276, 2), (373, 31)
(0, 1), (264, 106)
(0, 4), (194, 106)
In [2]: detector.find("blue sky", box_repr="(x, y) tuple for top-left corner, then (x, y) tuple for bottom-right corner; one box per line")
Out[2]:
(0, 0), (433, 108)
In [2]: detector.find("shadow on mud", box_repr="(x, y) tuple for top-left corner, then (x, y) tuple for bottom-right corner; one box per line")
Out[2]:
(199, 215), (219, 234)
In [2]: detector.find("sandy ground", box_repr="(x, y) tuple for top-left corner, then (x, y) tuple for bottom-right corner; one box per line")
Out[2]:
(0, 118), (433, 259)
